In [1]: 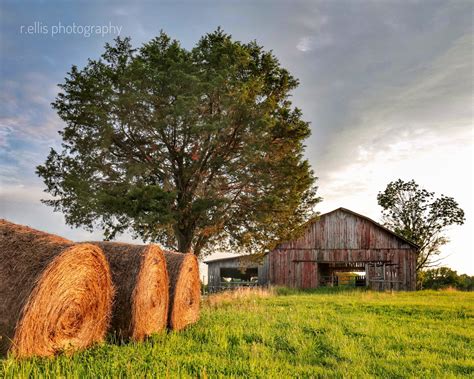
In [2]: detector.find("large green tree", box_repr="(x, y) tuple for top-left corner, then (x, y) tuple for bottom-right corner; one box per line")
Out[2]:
(377, 179), (465, 271)
(37, 29), (320, 257)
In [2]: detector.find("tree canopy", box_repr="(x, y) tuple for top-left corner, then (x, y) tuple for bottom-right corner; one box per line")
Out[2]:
(377, 179), (465, 271)
(37, 29), (320, 257)
(418, 267), (474, 291)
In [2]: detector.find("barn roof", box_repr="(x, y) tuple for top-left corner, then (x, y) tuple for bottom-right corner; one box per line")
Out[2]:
(317, 207), (420, 249)
(205, 208), (419, 264)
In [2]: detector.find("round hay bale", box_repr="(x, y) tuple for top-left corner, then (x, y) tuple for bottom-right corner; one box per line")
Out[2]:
(164, 251), (200, 330)
(0, 219), (113, 358)
(93, 242), (169, 341)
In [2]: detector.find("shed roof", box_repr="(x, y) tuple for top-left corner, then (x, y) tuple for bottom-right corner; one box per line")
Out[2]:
(204, 253), (267, 265)
(204, 256), (240, 265)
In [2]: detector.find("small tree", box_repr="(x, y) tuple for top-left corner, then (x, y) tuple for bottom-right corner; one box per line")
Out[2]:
(37, 29), (320, 257)
(377, 179), (465, 272)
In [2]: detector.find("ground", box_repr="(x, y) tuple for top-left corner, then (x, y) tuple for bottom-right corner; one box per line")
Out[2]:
(1, 289), (473, 378)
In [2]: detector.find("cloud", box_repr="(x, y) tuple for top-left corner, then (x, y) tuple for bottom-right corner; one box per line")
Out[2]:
(0, 71), (64, 185)
(113, 7), (129, 16)
(0, 182), (45, 203)
(296, 36), (312, 52)
(0, 73), (62, 144)
(0, 109), (63, 185)
(296, 34), (332, 52)
(293, 5), (331, 53)
(0, 112), (62, 143)
(314, 33), (473, 176)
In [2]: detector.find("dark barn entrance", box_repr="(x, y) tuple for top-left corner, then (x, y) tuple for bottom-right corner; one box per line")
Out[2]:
(205, 255), (269, 292)
(318, 262), (367, 287)
(220, 267), (258, 282)
(214, 266), (259, 291)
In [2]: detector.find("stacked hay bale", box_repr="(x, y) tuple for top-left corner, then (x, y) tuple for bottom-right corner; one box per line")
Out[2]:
(0, 220), (114, 358)
(0, 219), (202, 359)
(93, 242), (169, 341)
(164, 251), (201, 330)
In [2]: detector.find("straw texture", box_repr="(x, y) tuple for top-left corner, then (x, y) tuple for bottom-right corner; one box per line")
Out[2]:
(164, 251), (200, 331)
(0, 219), (113, 358)
(94, 242), (169, 341)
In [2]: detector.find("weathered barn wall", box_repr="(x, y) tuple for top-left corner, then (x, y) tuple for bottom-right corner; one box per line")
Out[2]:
(268, 208), (417, 291)
(269, 249), (416, 290)
(258, 254), (269, 285)
(207, 260), (226, 289)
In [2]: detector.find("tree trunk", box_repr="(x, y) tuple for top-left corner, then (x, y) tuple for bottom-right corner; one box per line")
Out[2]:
(174, 225), (194, 253)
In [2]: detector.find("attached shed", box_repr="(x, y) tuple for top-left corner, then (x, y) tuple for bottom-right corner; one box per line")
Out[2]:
(205, 255), (269, 293)
(269, 208), (418, 291)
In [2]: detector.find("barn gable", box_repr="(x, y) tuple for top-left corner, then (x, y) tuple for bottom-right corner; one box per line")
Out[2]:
(278, 208), (418, 250)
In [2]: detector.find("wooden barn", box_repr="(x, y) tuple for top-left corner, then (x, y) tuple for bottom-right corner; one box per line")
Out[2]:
(268, 208), (418, 291)
(205, 208), (418, 291)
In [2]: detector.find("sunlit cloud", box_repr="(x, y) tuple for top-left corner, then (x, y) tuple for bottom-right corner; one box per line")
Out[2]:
(316, 34), (473, 176)
(296, 36), (312, 52)
(296, 33), (332, 52)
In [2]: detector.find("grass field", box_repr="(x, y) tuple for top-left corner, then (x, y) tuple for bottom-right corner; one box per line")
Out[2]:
(1, 288), (473, 378)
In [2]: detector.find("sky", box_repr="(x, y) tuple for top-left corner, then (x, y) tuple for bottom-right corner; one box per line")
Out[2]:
(0, 0), (473, 278)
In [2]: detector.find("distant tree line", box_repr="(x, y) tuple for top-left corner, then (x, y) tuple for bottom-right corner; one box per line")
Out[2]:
(418, 267), (474, 291)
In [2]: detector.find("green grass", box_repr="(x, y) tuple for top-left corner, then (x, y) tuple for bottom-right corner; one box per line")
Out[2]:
(1, 289), (473, 378)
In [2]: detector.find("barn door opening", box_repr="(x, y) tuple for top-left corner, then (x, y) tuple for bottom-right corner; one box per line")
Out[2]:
(318, 263), (367, 287)
(219, 267), (258, 290)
